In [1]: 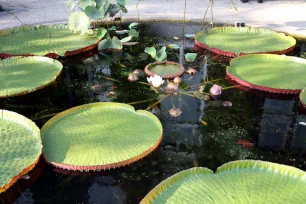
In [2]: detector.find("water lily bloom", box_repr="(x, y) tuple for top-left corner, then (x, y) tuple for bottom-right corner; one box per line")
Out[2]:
(133, 69), (143, 75)
(173, 76), (182, 84)
(166, 82), (179, 92)
(210, 84), (222, 96)
(147, 75), (164, 88)
(168, 108), (182, 117)
(222, 101), (232, 107)
(128, 73), (138, 82)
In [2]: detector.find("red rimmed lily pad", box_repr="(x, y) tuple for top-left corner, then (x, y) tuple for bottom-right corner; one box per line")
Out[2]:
(194, 27), (296, 57)
(226, 54), (306, 94)
(0, 25), (102, 59)
(41, 102), (163, 171)
(144, 61), (184, 79)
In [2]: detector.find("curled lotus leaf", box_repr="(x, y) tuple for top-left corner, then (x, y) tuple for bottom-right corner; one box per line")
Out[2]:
(0, 24), (101, 57)
(227, 54), (306, 94)
(141, 160), (306, 203)
(41, 102), (163, 171)
(0, 110), (42, 193)
(145, 61), (184, 79)
(0, 56), (63, 98)
(195, 27), (296, 57)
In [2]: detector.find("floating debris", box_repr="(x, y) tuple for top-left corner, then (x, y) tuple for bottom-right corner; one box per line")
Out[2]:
(186, 67), (197, 75)
(168, 108), (182, 117)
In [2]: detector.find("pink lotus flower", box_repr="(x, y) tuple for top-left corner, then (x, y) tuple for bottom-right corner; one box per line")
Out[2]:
(210, 84), (222, 96)
(166, 82), (179, 92)
(128, 73), (139, 82)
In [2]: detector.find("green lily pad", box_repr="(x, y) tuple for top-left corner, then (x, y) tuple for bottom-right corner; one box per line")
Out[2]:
(144, 61), (184, 79)
(185, 53), (197, 62)
(300, 88), (306, 107)
(226, 54), (306, 94)
(41, 102), (163, 171)
(141, 160), (306, 203)
(0, 56), (63, 98)
(0, 110), (42, 193)
(0, 25), (101, 57)
(195, 27), (296, 56)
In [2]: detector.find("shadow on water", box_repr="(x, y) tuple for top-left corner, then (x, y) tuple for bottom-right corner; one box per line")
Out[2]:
(1, 21), (306, 204)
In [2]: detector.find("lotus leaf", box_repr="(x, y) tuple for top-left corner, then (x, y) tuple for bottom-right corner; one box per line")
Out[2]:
(0, 110), (42, 193)
(0, 25), (101, 57)
(141, 160), (306, 203)
(0, 56), (63, 98)
(195, 27), (296, 57)
(41, 102), (163, 171)
(68, 11), (91, 35)
(185, 53), (197, 62)
(300, 88), (306, 108)
(226, 54), (306, 94)
(145, 61), (184, 79)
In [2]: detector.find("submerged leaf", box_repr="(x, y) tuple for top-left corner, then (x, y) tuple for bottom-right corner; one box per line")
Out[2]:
(185, 53), (197, 62)
(68, 11), (91, 35)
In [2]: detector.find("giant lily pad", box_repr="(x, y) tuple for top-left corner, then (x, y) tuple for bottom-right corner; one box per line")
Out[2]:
(195, 27), (296, 57)
(300, 88), (306, 108)
(226, 54), (306, 94)
(0, 25), (102, 58)
(0, 56), (63, 98)
(141, 160), (306, 203)
(0, 110), (42, 193)
(41, 102), (163, 171)
(144, 61), (184, 79)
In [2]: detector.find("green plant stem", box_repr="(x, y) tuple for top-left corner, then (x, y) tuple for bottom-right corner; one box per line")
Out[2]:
(180, 92), (196, 98)
(146, 94), (171, 110)
(200, 0), (212, 30)
(184, 90), (210, 95)
(32, 112), (59, 120)
(222, 85), (241, 90)
(128, 98), (155, 105)
(185, 78), (223, 89)
(182, 0), (187, 39)
(102, 76), (121, 83)
(137, 81), (151, 86)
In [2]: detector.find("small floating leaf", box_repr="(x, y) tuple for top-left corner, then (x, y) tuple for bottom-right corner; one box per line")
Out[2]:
(65, 0), (76, 12)
(184, 33), (195, 38)
(168, 44), (180, 49)
(129, 29), (139, 38)
(173, 37), (179, 40)
(68, 11), (91, 35)
(120, 36), (132, 43)
(122, 42), (139, 46)
(85, 6), (104, 19)
(98, 36), (122, 50)
(144, 47), (157, 59)
(185, 53), (197, 62)
(96, 27), (108, 39)
(129, 22), (139, 29)
(115, 30), (129, 34)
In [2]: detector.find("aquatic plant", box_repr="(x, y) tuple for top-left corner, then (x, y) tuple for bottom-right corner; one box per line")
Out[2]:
(144, 46), (167, 62)
(210, 84), (222, 96)
(147, 75), (165, 88)
(0, 56), (63, 98)
(141, 160), (306, 203)
(0, 110), (42, 193)
(41, 102), (163, 171)
(0, 25), (102, 57)
(226, 54), (306, 94)
(194, 27), (296, 57)
(145, 61), (185, 79)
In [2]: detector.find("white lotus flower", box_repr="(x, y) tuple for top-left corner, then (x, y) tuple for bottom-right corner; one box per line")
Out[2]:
(147, 75), (164, 88)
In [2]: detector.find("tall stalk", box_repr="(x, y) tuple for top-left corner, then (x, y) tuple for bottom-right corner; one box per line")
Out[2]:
(136, 0), (140, 22)
(211, 0), (214, 27)
(200, 0), (212, 31)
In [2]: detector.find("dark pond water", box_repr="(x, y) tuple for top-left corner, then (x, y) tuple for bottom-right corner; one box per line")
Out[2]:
(1, 22), (306, 204)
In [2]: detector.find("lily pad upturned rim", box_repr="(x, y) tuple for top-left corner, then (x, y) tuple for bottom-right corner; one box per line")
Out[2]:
(144, 60), (185, 79)
(226, 54), (306, 94)
(0, 110), (42, 193)
(140, 160), (306, 204)
(0, 25), (102, 59)
(194, 27), (296, 57)
(41, 102), (163, 171)
(300, 88), (306, 108)
(0, 56), (63, 98)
